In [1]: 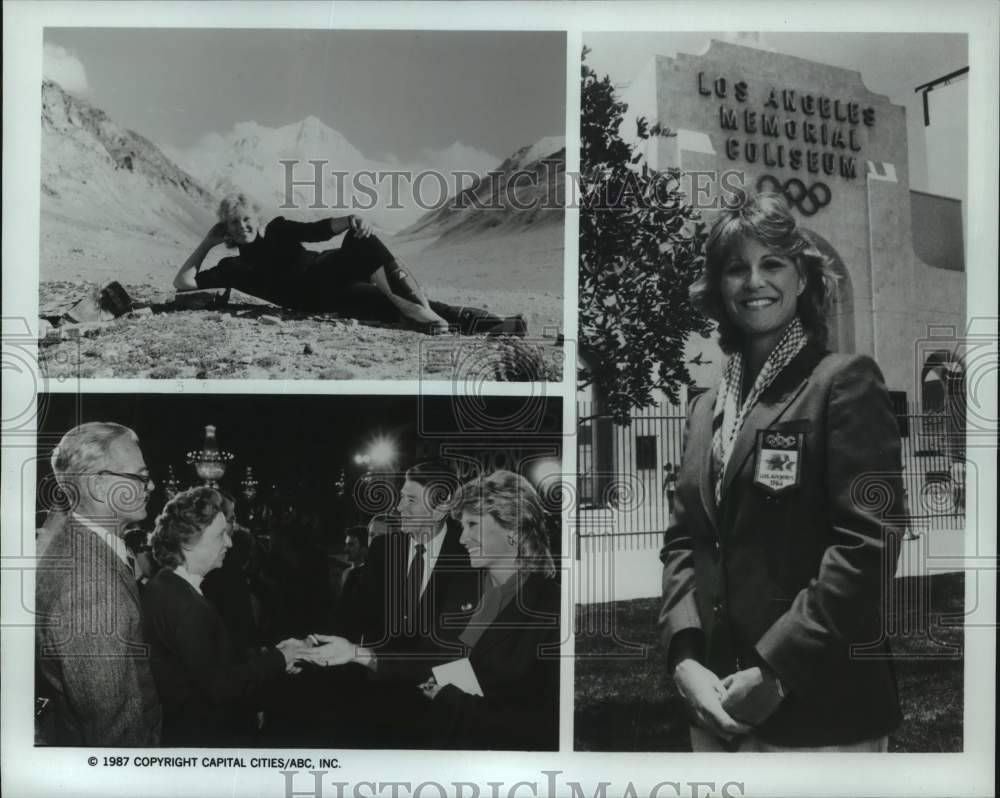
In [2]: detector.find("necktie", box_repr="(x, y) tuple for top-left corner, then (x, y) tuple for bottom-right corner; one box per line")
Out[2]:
(126, 554), (144, 593)
(404, 543), (426, 626)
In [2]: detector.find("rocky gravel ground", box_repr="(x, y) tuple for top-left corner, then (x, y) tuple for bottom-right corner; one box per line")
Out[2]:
(37, 222), (565, 382)
(38, 281), (563, 381)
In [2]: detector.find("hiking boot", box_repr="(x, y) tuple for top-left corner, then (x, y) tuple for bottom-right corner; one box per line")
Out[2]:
(485, 314), (528, 337)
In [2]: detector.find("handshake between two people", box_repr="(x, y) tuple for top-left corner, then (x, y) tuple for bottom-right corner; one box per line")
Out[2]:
(673, 659), (785, 742)
(274, 634), (371, 675)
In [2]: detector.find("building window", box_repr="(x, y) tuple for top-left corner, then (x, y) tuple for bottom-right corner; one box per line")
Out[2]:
(578, 422), (595, 505)
(636, 435), (657, 471)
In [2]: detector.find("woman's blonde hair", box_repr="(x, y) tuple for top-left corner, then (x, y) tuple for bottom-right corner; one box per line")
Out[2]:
(689, 191), (840, 354)
(217, 192), (259, 225)
(451, 470), (556, 578)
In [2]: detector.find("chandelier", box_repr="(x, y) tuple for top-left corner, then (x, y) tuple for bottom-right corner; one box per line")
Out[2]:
(241, 466), (259, 501)
(186, 425), (233, 487)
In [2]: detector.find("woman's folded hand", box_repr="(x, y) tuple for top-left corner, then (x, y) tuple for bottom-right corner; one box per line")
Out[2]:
(720, 666), (785, 726)
(673, 658), (753, 740)
(349, 215), (373, 238)
(418, 676), (442, 701)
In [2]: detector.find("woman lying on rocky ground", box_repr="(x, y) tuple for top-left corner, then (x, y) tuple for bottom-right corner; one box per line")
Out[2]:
(173, 193), (526, 336)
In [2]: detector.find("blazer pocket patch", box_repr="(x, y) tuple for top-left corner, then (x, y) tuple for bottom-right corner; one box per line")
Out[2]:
(753, 429), (804, 495)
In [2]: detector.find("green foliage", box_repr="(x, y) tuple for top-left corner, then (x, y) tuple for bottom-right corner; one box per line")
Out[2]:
(578, 47), (712, 424)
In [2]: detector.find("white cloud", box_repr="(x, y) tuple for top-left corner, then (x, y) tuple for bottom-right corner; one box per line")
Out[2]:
(43, 44), (90, 94)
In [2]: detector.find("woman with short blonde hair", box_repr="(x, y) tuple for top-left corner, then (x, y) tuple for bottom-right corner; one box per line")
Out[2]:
(172, 191), (526, 336)
(414, 469), (560, 750)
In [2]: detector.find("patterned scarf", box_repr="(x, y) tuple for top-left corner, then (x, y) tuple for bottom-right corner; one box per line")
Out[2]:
(711, 317), (808, 505)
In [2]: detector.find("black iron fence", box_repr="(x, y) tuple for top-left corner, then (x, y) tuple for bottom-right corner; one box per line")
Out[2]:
(577, 400), (965, 552)
(898, 404), (965, 529)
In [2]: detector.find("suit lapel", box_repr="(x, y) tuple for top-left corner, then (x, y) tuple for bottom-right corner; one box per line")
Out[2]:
(692, 386), (721, 533)
(116, 557), (142, 610)
(471, 599), (521, 659)
(76, 523), (142, 613)
(471, 574), (551, 659)
(720, 345), (826, 500)
(425, 523), (467, 593)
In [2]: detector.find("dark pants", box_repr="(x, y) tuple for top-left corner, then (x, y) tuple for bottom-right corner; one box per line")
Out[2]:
(212, 231), (517, 334)
(297, 233), (515, 334)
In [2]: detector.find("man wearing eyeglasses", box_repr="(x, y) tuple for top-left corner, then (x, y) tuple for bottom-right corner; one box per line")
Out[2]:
(36, 422), (163, 746)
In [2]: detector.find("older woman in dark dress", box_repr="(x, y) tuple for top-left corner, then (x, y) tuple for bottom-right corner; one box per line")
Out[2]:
(142, 487), (309, 746)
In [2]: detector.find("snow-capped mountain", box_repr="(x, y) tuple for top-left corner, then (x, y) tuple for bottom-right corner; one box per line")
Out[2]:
(165, 117), (501, 233)
(396, 136), (565, 244)
(40, 79), (555, 252)
(41, 79), (216, 240)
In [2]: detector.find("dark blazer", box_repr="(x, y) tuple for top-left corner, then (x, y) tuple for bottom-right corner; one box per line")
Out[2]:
(142, 569), (285, 746)
(362, 524), (482, 684)
(426, 572), (561, 751)
(330, 524), (480, 748)
(332, 562), (369, 643)
(35, 521), (162, 746)
(659, 345), (905, 746)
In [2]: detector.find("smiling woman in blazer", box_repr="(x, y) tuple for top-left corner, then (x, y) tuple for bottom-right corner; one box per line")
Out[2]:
(420, 470), (561, 751)
(660, 191), (905, 752)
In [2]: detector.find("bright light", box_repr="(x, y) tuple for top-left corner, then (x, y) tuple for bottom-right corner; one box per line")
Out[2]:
(368, 437), (397, 467)
(529, 458), (562, 487)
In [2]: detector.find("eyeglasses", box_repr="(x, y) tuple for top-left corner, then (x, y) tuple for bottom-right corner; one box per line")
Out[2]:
(96, 470), (155, 491)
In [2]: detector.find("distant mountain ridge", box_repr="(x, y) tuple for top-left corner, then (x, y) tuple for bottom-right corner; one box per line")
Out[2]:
(396, 136), (565, 245)
(41, 79), (216, 239)
(40, 80), (561, 253)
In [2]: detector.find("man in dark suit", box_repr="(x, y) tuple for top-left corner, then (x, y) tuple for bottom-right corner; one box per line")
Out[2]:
(302, 460), (481, 746)
(332, 526), (369, 644)
(36, 422), (163, 746)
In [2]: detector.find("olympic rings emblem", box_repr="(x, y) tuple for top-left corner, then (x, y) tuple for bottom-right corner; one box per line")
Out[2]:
(764, 432), (798, 449)
(756, 175), (831, 217)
